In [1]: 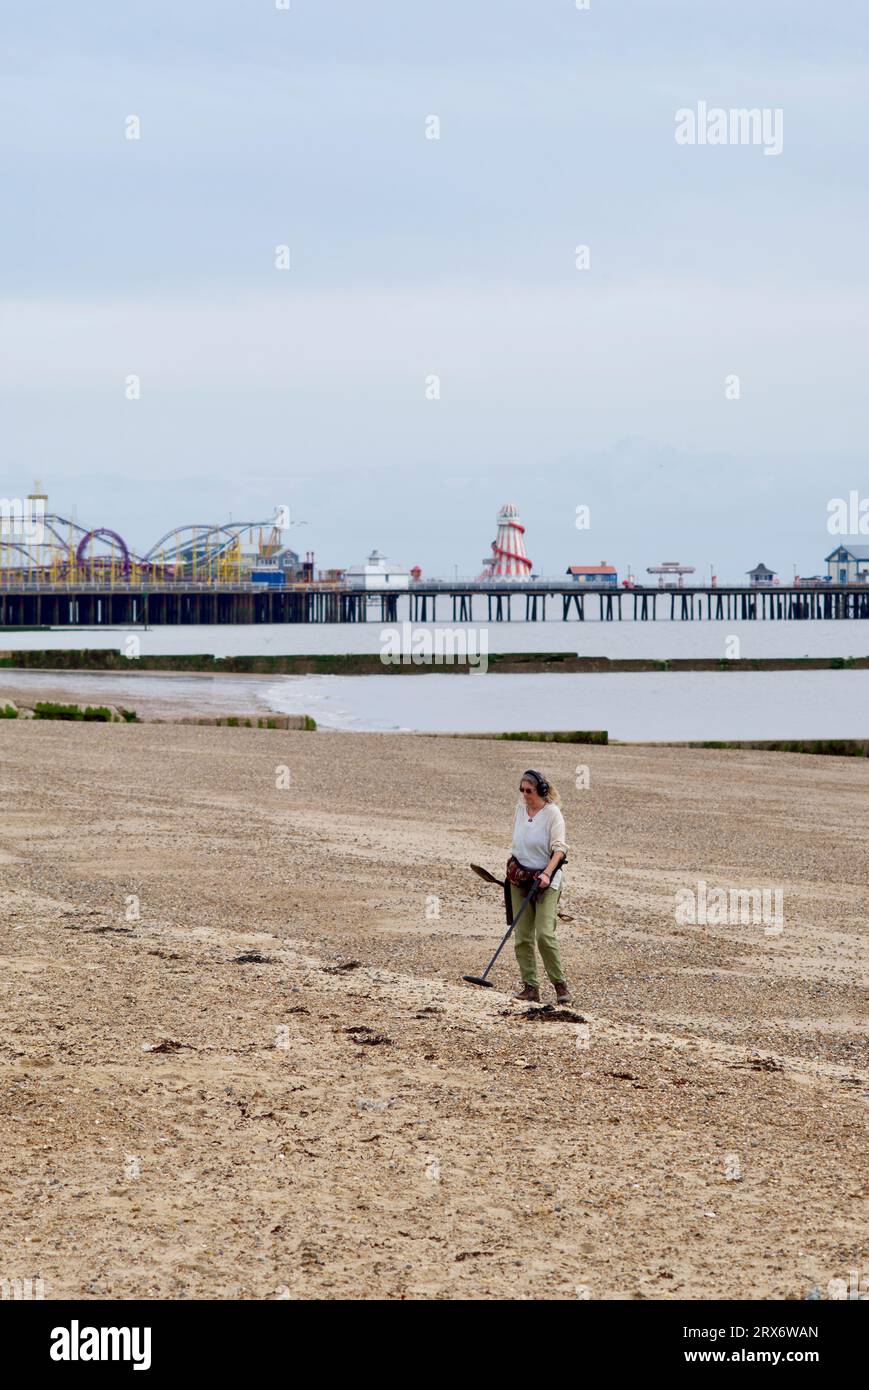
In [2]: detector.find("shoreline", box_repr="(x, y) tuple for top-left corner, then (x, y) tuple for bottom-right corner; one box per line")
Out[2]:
(2, 694), (866, 755)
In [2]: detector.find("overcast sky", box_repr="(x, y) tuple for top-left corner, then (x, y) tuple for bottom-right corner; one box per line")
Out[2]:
(2, 1), (867, 580)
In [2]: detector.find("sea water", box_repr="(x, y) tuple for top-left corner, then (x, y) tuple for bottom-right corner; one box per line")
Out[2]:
(1, 618), (867, 740)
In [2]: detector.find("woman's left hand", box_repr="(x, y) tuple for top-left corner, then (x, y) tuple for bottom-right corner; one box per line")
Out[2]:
(537, 872), (551, 889)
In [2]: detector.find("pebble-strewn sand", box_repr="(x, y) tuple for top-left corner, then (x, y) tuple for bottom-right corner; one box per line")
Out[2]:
(0, 723), (866, 1300)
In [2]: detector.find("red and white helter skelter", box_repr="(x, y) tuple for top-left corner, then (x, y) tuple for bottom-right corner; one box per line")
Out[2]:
(478, 502), (533, 581)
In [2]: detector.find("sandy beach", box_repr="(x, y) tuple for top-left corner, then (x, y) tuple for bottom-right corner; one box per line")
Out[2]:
(0, 722), (866, 1300)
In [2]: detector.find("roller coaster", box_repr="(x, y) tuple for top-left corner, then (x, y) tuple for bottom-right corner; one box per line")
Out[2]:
(0, 499), (295, 587)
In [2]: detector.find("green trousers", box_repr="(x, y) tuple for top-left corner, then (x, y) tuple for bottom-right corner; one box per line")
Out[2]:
(510, 883), (566, 987)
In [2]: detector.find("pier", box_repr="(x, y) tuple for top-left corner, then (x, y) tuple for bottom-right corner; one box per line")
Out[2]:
(409, 582), (869, 623)
(1, 581), (868, 627)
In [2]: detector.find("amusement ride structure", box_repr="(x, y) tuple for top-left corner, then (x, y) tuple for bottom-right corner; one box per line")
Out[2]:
(0, 485), (300, 587)
(478, 502), (533, 581)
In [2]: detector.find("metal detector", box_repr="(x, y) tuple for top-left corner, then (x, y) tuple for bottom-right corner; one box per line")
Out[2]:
(463, 866), (540, 988)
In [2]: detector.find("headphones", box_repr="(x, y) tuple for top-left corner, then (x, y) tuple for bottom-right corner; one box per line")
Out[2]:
(522, 769), (550, 798)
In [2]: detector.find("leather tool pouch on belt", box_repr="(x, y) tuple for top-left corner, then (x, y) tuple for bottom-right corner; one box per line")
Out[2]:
(504, 855), (536, 922)
(506, 855), (538, 886)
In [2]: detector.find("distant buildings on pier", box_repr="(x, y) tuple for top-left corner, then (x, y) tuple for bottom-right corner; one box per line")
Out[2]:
(345, 549), (410, 591)
(566, 563), (618, 588)
(825, 544), (869, 584)
(747, 563), (777, 587)
(646, 561), (696, 588)
(6, 488), (869, 593)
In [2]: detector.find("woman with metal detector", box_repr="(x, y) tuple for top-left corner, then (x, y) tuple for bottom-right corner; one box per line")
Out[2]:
(508, 769), (571, 1004)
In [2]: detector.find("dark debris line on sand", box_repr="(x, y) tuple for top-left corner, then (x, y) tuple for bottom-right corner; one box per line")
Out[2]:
(500, 1004), (588, 1024)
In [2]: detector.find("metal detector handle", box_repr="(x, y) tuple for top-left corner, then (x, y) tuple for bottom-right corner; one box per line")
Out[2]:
(534, 853), (565, 897)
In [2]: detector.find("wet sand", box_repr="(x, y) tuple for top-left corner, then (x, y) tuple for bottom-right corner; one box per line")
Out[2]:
(0, 669), (275, 720)
(0, 722), (866, 1299)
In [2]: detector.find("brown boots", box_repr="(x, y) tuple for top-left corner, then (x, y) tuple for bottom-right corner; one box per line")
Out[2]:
(515, 982), (572, 1004)
(514, 984), (541, 1003)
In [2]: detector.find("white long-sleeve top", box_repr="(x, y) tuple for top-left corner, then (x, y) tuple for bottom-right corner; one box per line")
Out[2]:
(511, 801), (569, 891)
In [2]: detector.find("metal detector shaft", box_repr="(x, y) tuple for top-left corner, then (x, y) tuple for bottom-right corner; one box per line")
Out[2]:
(475, 884), (539, 984)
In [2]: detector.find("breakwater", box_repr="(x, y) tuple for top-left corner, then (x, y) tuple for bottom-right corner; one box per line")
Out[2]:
(1, 649), (867, 676)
